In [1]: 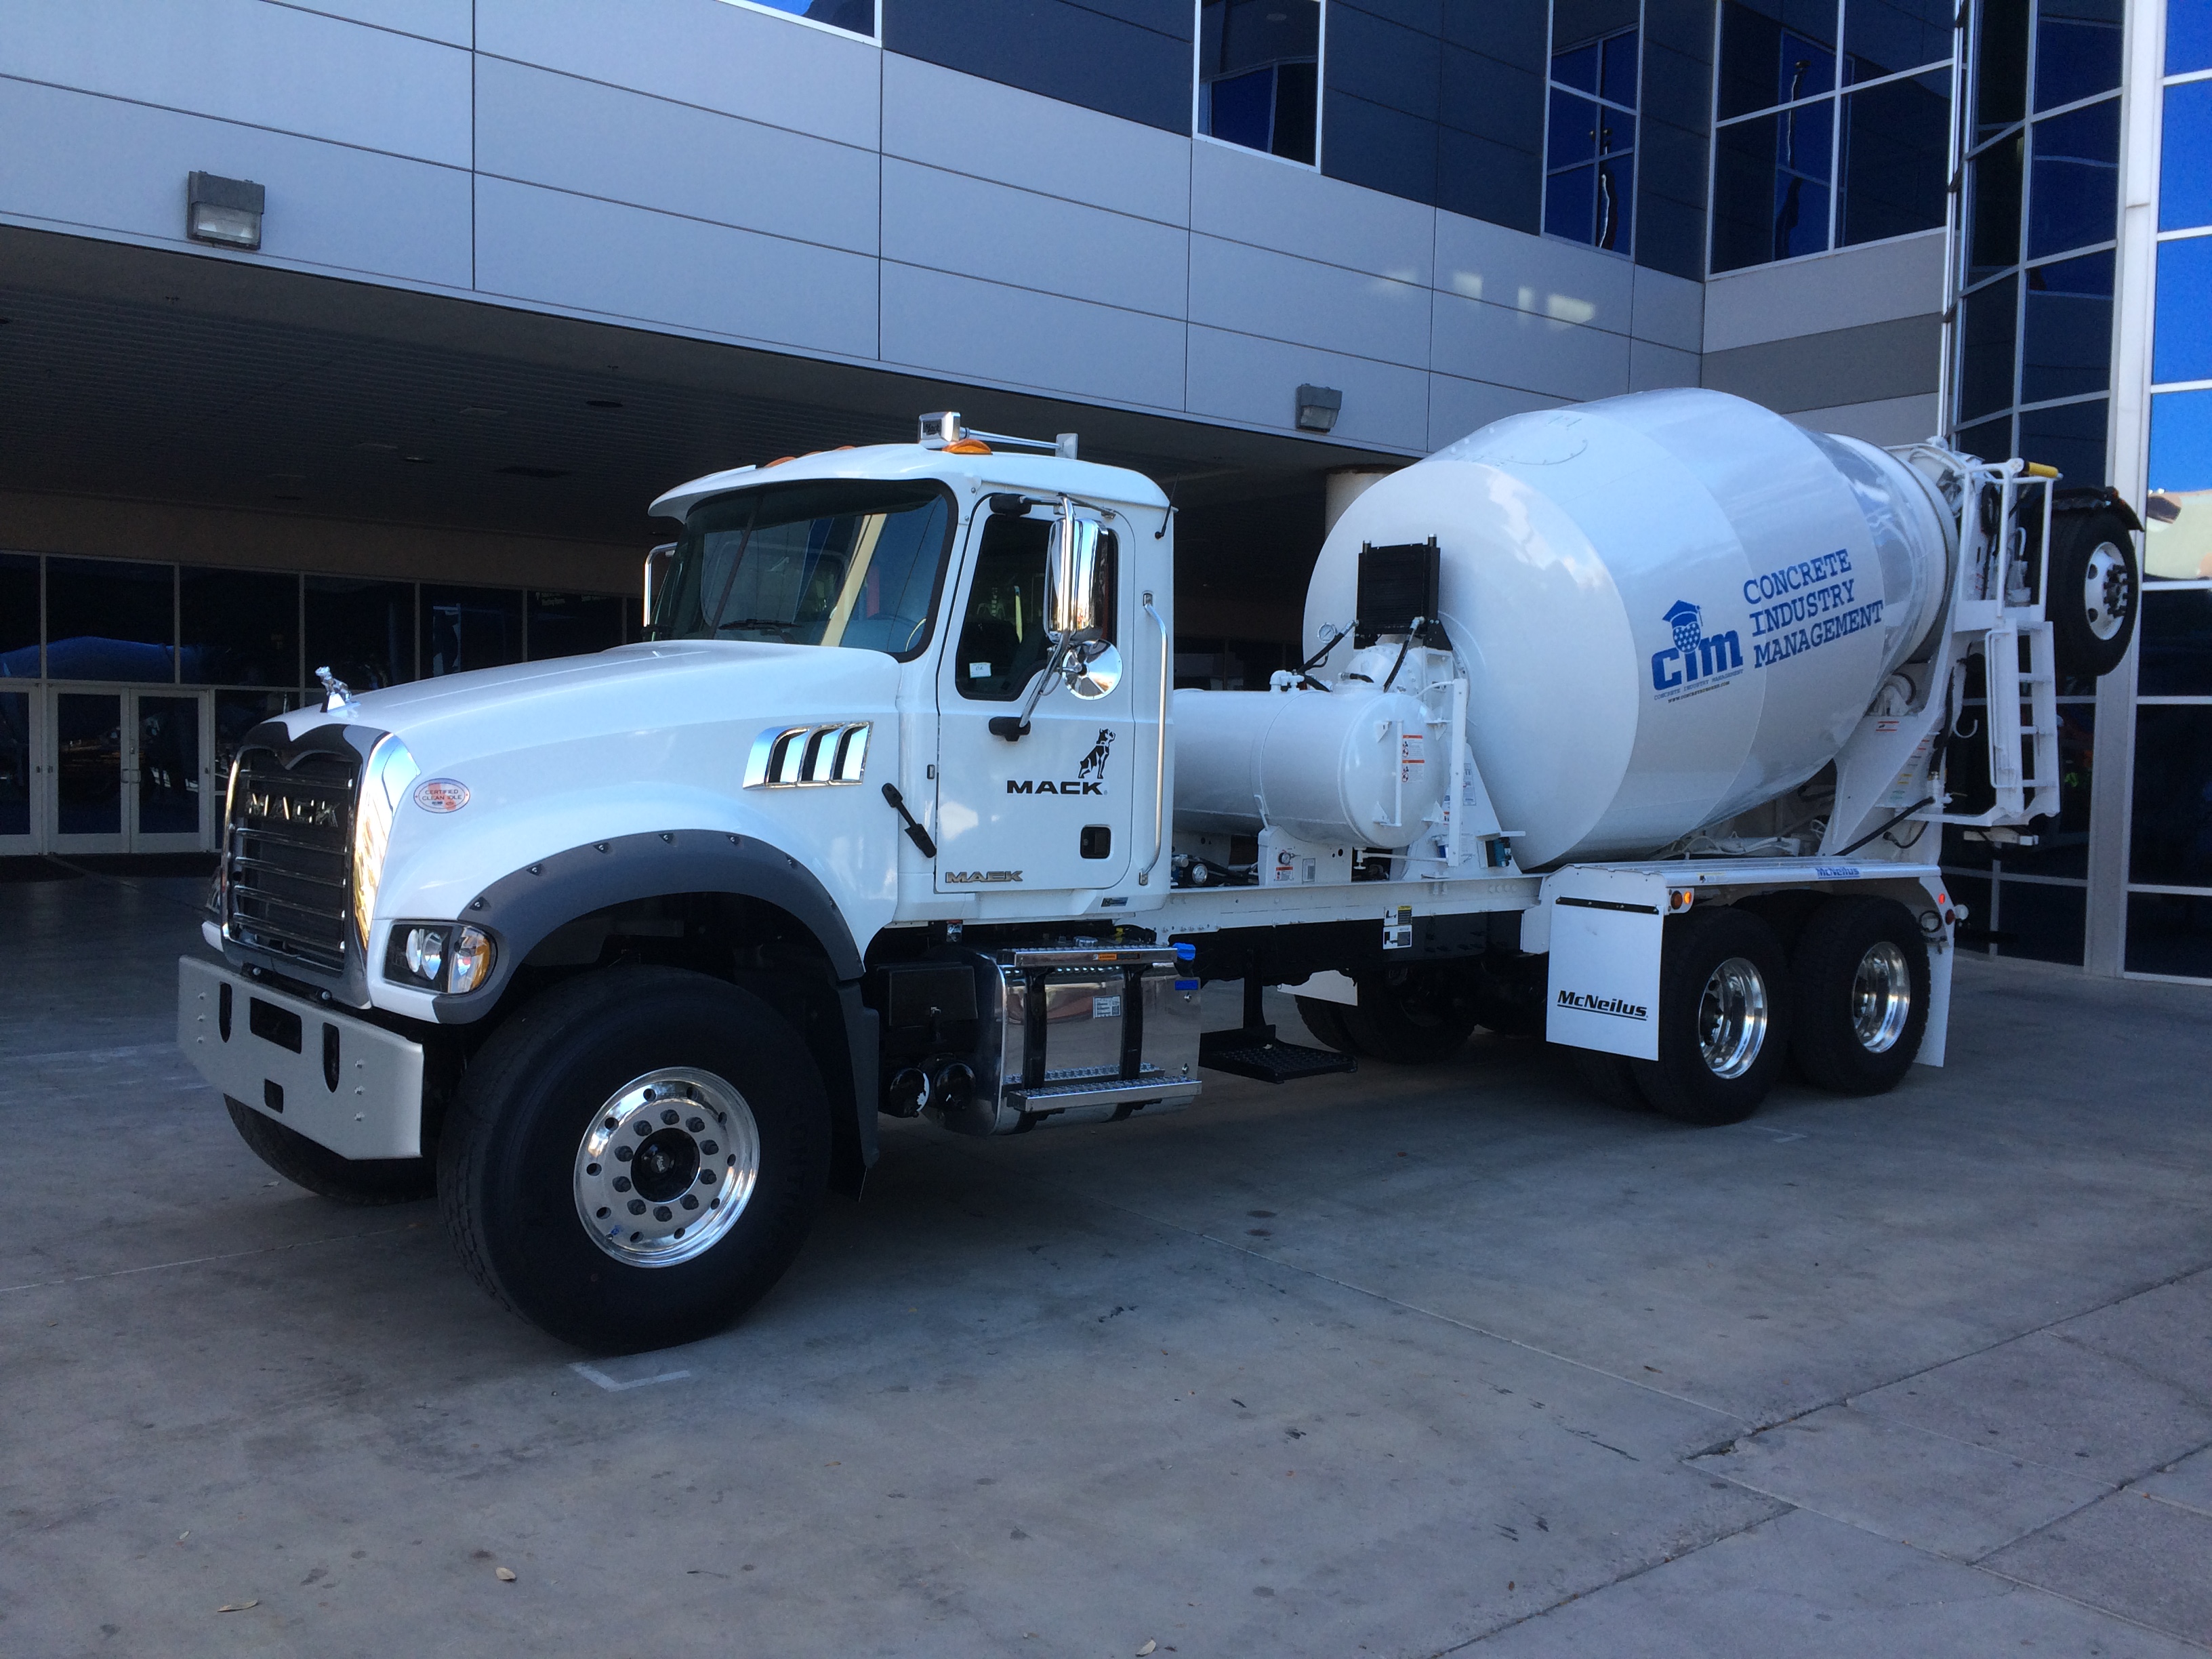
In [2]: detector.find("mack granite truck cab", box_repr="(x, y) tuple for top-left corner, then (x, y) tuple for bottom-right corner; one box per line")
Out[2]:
(178, 389), (2142, 1351)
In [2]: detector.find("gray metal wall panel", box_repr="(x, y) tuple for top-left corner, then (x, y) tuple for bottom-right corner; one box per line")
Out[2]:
(1185, 325), (1431, 451)
(283, 0), (472, 46)
(1628, 337), (1701, 390)
(1434, 209), (1635, 339)
(880, 0), (1192, 134)
(881, 158), (1187, 318)
(1189, 234), (1432, 368)
(1702, 230), (1946, 353)
(1190, 141), (1434, 285)
(880, 55), (1189, 226)
(1787, 393), (1942, 447)
(474, 57), (878, 255)
(879, 264), (1185, 409)
(1631, 266), (1704, 352)
(0, 77), (472, 287)
(0, 0), (471, 165)
(1700, 314), (1943, 412)
(474, 0), (881, 151)
(1431, 290), (1633, 400)
(474, 176), (879, 359)
(1428, 373), (1563, 447)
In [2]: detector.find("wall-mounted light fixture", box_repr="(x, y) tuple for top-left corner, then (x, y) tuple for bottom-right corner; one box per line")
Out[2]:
(1295, 384), (1343, 434)
(186, 171), (264, 250)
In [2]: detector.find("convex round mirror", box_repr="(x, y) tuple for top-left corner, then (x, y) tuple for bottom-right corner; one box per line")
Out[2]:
(1067, 638), (1122, 699)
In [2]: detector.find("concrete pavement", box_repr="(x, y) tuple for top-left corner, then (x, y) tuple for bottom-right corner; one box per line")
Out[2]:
(1, 861), (2207, 1656)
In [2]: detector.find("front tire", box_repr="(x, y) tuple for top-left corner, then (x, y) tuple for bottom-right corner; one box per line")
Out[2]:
(438, 966), (830, 1353)
(1632, 907), (1790, 1126)
(1788, 897), (1930, 1094)
(1338, 964), (1481, 1063)
(226, 1097), (436, 1204)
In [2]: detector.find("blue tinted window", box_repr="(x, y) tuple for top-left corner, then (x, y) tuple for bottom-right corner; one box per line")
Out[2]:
(1955, 414), (2013, 462)
(46, 558), (173, 682)
(2150, 388), (2212, 493)
(1549, 165), (1599, 242)
(2021, 249), (2113, 401)
(2163, 81), (2212, 230)
(2027, 96), (2118, 258)
(2128, 705), (2212, 887)
(1602, 30), (1641, 98)
(2139, 589), (2212, 694)
(2015, 396), (2106, 483)
(2154, 236), (2212, 384)
(758, 0), (873, 33)
(1958, 273), (2020, 420)
(1200, 0), (1321, 163)
(2171, 0), (2212, 73)
(1839, 68), (1950, 243)
(1967, 130), (2025, 279)
(2125, 893), (2212, 978)
(1844, 0), (1951, 81)
(1554, 40), (1601, 90)
(1975, 0), (2030, 138)
(1718, 0), (1839, 117)
(1551, 89), (1602, 165)
(1712, 104), (1836, 268)
(2034, 0), (2123, 110)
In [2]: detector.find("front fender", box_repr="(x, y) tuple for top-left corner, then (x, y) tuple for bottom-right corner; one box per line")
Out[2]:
(413, 826), (864, 1025)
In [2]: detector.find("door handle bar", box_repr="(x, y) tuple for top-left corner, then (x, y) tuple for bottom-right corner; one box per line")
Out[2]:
(1143, 592), (1168, 880)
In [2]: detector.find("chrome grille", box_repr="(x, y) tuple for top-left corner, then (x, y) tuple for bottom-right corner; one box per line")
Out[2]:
(226, 747), (358, 974)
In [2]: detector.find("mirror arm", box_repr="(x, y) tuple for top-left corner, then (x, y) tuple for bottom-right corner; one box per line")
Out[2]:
(989, 634), (1073, 741)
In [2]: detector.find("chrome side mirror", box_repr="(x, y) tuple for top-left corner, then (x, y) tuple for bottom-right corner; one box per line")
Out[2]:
(1048, 503), (1101, 641)
(1067, 639), (1121, 699)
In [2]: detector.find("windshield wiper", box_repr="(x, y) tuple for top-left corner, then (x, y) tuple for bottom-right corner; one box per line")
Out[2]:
(716, 618), (800, 638)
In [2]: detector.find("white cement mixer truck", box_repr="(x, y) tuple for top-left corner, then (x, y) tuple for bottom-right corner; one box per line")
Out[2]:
(177, 389), (2142, 1350)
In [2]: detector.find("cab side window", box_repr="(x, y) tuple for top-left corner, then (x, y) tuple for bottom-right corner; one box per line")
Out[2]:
(954, 518), (1117, 701)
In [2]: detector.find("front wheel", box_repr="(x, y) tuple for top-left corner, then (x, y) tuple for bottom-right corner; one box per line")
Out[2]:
(2048, 507), (2138, 680)
(1338, 964), (1481, 1063)
(1632, 907), (1790, 1126)
(438, 966), (830, 1353)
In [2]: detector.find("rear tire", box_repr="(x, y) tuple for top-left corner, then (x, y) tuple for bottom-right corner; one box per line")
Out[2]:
(1572, 1048), (1651, 1112)
(438, 966), (830, 1353)
(2047, 507), (2138, 680)
(1338, 963), (1480, 1063)
(225, 1097), (435, 1204)
(1788, 896), (1930, 1094)
(1632, 907), (1790, 1126)
(1294, 995), (1357, 1054)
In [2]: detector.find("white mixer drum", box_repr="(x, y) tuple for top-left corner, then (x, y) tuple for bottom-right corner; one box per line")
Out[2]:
(1173, 685), (1441, 848)
(1303, 389), (1954, 867)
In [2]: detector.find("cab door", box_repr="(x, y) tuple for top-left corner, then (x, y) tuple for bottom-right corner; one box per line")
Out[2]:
(935, 506), (1133, 894)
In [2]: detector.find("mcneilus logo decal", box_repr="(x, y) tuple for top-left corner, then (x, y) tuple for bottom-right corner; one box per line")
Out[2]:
(1557, 988), (1649, 1021)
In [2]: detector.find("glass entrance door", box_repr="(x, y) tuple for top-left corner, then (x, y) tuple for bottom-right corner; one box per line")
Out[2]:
(46, 687), (211, 853)
(0, 690), (33, 855)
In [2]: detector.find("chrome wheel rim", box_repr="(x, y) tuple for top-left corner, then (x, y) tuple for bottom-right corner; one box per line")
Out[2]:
(2083, 541), (2131, 642)
(1697, 956), (1769, 1080)
(573, 1068), (760, 1267)
(1850, 941), (1912, 1053)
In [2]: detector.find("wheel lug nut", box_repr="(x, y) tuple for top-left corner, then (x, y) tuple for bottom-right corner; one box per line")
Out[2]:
(634, 1121), (651, 1136)
(660, 1109), (679, 1126)
(701, 1141), (718, 1155)
(615, 1146), (632, 1162)
(698, 1169), (716, 1185)
(586, 1162), (600, 1176)
(653, 1205), (672, 1222)
(680, 1194), (699, 1211)
(627, 1198), (645, 1215)
(686, 1117), (705, 1132)
(612, 1176), (631, 1192)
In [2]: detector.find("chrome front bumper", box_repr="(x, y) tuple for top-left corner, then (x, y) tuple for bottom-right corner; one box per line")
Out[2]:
(178, 956), (425, 1160)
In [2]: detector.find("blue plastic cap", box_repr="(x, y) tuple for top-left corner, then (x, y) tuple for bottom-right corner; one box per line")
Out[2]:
(1174, 941), (1196, 960)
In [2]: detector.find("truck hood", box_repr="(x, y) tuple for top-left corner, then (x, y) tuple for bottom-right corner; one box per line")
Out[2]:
(285, 640), (895, 761)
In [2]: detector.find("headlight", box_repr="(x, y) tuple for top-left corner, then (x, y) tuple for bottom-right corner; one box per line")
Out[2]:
(352, 733), (419, 951)
(384, 922), (496, 994)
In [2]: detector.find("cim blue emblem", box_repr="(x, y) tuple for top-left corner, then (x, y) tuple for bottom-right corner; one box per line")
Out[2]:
(1651, 600), (1744, 700)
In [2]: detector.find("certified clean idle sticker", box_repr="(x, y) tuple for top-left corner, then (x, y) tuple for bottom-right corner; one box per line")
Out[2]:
(413, 778), (470, 813)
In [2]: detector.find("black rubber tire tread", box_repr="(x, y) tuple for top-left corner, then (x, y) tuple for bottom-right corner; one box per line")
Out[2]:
(1788, 895), (1931, 1095)
(1337, 964), (1480, 1064)
(1294, 996), (1358, 1054)
(225, 1096), (436, 1204)
(1631, 906), (1791, 1127)
(438, 965), (829, 1353)
(2047, 508), (2139, 680)
(1571, 1048), (1651, 1112)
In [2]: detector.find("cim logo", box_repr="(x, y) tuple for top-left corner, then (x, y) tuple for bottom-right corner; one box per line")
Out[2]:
(1650, 600), (1744, 701)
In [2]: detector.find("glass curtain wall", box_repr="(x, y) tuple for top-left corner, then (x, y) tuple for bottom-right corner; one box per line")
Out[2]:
(1711, 0), (1954, 270)
(2125, 0), (2212, 977)
(1954, 0), (2125, 478)
(1546, 0), (1642, 254)
(1198, 0), (1324, 165)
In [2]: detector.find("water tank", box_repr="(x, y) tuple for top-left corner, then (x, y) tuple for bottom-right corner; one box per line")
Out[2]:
(1300, 389), (1957, 868)
(1173, 685), (1441, 848)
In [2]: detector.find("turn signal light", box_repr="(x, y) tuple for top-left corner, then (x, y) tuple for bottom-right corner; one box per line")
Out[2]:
(1667, 887), (1696, 913)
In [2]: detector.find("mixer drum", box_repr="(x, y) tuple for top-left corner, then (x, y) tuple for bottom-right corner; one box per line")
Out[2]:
(1303, 389), (1955, 867)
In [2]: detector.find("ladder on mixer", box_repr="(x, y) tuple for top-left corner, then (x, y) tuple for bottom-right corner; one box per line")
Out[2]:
(1978, 614), (2061, 823)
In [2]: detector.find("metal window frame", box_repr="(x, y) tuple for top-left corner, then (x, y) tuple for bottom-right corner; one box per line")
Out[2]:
(1541, 10), (1646, 258)
(714, 0), (882, 45)
(1190, 0), (1329, 173)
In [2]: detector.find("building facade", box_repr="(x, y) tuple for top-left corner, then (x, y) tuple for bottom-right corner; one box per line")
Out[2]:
(0, 0), (2202, 981)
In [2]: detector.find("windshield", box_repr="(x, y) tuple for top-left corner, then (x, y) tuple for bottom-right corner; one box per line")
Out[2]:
(651, 480), (956, 659)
